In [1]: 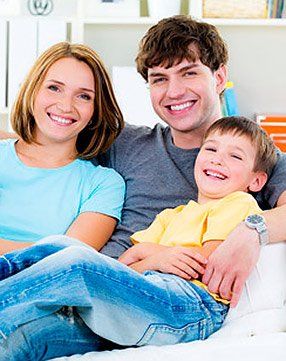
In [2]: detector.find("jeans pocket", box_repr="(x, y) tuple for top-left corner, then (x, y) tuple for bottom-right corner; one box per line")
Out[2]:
(136, 318), (207, 346)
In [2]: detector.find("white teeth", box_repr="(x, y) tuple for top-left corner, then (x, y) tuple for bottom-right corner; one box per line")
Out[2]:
(205, 170), (226, 180)
(170, 101), (193, 111)
(49, 114), (73, 124)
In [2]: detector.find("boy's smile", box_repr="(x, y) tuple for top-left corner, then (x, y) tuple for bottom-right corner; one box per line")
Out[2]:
(194, 131), (267, 204)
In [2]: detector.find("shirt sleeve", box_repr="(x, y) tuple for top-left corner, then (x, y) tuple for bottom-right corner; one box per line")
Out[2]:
(131, 206), (184, 244)
(80, 168), (125, 222)
(258, 150), (286, 209)
(202, 192), (262, 244)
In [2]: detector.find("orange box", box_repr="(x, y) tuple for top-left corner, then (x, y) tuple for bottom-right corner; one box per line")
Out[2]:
(256, 114), (286, 152)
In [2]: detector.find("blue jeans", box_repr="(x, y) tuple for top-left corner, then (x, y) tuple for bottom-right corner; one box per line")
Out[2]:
(0, 307), (118, 361)
(0, 236), (228, 358)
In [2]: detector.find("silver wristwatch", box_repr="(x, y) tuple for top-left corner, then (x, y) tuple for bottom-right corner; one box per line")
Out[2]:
(244, 214), (269, 246)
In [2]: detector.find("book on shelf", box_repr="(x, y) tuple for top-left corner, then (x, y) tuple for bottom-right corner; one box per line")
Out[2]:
(256, 113), (286, 151)
(222, 81), (239, 117)
(193, 0), (286, 19)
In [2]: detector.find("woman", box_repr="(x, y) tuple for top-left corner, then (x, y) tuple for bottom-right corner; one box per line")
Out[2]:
(0, 42), (125, 255)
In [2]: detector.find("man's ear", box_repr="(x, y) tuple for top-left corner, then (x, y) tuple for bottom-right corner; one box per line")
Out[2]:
(215, 64), (227, 95)
(248, 171), (268, 192)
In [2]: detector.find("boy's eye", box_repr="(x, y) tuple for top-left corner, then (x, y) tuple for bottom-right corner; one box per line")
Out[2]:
(205, 147), (216, 152)
(231, 154), (243, 160)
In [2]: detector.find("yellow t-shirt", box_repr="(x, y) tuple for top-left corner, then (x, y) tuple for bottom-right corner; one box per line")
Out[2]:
(131, 191), (262, 303)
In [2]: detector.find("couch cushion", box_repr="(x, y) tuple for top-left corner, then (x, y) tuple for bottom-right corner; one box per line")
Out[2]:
(211, 243), (286, 337)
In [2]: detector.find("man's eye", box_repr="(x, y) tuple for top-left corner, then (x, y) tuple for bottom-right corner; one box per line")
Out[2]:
(185, 71), (196, 77)
(151, 77), (165, 85)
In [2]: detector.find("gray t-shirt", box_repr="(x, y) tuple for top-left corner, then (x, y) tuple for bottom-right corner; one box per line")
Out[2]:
(96, 123), (286, 259)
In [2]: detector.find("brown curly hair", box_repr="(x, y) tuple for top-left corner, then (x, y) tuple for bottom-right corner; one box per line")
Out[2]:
(136, 15), (228, 81)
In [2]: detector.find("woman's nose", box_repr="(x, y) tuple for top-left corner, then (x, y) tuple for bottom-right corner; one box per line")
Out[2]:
(56, 96), (73, 112)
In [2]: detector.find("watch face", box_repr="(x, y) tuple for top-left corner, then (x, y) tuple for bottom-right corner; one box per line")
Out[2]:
(247, 214), (263, 225)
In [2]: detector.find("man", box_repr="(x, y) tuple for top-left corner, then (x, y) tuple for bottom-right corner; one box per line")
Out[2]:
(98, 15), (286, 307)
(1, 15), (286, 360)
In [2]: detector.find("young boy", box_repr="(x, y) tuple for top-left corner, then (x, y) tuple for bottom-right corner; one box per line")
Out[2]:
(0, 116), (277, 355)
(119, 115), (277, 304)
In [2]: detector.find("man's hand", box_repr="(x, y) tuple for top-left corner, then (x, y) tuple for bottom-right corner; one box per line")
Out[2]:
(202, 222), (260, 307)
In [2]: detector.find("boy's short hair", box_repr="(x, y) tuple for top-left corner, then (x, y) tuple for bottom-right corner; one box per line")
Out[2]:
(203, 116), (278, 177)
(136, 15), (228, 81)
(11, 42), (124, 159)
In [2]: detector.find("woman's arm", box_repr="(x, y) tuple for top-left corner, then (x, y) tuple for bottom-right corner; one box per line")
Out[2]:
(0, 239), (32, 255)
(66, 212), (117, 250)
(0, 212), (117, 255)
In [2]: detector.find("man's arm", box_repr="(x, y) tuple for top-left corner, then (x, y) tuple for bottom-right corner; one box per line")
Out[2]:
(203, 190), (286, 308)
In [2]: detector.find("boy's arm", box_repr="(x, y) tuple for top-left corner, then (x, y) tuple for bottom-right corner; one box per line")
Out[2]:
(120, 243), (207, 280)
(192, 240), (223, 259)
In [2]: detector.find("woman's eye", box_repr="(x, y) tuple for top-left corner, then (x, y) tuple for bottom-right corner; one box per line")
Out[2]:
(48, 85), (59, 92)
(79, 93), (92, 101)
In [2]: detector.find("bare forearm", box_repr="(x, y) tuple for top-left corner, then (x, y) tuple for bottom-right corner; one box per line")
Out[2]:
(192, 240), (223, 259)
(0, 130), (17, 140)
(263, 201), (286, 244)
(129, 257), (154, 273)
(0, 238), (32, 255)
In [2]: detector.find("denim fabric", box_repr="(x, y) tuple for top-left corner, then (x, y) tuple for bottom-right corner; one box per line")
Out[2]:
(0, 307), (110, 361)
(0, 238), (228, 356)
(0, 235), (90, 281)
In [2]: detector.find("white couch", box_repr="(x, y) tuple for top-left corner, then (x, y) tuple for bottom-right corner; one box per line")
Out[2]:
(53, 243), (286, 361)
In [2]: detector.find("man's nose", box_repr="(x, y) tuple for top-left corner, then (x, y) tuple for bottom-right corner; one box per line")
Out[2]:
(166, 78), (186, 99)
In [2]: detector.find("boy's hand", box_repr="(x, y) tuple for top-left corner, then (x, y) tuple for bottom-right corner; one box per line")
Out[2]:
(118, 243), (165, 266)
(146, 246), (207, 280)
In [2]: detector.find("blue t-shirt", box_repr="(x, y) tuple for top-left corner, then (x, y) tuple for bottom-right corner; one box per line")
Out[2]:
(0, 139), (125, 243)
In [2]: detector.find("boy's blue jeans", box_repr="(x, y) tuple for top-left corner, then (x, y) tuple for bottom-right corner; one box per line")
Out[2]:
(0, 236), (228, 360)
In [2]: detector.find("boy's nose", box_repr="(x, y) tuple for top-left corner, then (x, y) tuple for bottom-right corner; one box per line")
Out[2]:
(210, 156), (223, 166)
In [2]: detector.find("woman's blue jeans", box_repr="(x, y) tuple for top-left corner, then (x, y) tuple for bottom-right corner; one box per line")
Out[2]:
(0, 236), (228, 359)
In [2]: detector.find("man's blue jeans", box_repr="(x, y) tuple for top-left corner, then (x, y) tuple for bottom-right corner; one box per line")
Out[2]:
(0, 236), (228, 358)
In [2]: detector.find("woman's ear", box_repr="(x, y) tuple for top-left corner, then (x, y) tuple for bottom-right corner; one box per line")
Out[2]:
(248, 171), (268, 192)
